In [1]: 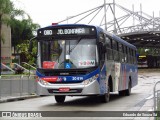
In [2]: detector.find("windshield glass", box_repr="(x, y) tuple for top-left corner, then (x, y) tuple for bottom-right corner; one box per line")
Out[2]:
(40, 38), (98, 69)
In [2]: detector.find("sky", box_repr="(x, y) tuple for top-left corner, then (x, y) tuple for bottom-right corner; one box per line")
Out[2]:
(12, 0), (160, 28)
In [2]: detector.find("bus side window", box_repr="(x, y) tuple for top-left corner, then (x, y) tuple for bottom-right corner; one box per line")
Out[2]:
(105, 36), (111, 48)
(118, 43), (123, 62)
(134, 50), (137, 65)
(124, 46), (127, 63)
(126, 47), (129, 63)
(128, 48), (131, 64)
(131, 49), (133, 64)
(105, 35), (113, 60)
(117, 42), (120, 62)
(99, 33), (105, 68)
(112, 40), (119, 62)
(131, 49), (134, 64)
(122, 45), (125, 63)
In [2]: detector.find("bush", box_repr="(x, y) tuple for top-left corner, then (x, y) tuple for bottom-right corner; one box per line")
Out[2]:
(14, 67), (24, 74)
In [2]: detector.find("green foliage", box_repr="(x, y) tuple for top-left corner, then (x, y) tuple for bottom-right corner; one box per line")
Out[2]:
(0, 0), (13, 16)
(138, 48), (160, 56)
(16, 40), (37, 65)
(0, 0), (24, 42)
(11, 17), (40, 48)
(138, 48), (147, 55)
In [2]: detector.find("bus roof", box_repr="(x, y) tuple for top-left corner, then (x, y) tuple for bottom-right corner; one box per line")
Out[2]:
(39, 24), (137, 50)
(43, 24), (95, 28)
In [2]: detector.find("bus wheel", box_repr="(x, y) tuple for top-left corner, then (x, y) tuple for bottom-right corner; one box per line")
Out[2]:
(119, 90), (125, 96)
(100, 86), (110, 103)
(55, 95), (66, 103)
(125, 81), (131, 96)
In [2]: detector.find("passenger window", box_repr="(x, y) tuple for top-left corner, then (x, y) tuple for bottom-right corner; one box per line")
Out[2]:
(112, 40), (118, 50)
(99, 33), (105, 43)
(105, 36), (111, 48)
(118, 43), (123, 52)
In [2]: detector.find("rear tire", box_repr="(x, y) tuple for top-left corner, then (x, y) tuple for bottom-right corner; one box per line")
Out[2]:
(100, 86), (110, 103)
(119, 80), (131, 96)
(125, 81), (131, 96)
(119, 90), (125, 96)
(55, 95), (66, 103)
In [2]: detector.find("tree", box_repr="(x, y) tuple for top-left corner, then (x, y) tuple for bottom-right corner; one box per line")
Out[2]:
(11, 16), (40, 54)
(0, 0), (24, 76)
(10, 15), (40, 65)
(16, 40), (37, 66)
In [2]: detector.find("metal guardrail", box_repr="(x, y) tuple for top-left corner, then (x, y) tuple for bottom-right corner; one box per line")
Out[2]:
(154, 81), (160, 112)
(21, 62), (36, 70)
(0, 75), (37, 101)
(1, 63), (15, 74)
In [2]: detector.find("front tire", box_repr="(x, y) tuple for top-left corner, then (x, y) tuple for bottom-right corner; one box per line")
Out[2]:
(55, 95), (66, 103)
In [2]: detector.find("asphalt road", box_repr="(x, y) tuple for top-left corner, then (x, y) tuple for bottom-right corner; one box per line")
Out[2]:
(0, 70), (159, 120)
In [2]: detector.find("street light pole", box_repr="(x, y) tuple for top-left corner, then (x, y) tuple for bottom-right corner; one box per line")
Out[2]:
(113, 0), (117, 34)
(0, 40), (1, 99)
(0, 32), (1, 78)
(104, 0), (107, 31)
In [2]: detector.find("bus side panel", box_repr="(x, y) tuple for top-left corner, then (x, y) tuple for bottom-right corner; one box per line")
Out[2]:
(106, 60), (122, 92)
(119, 63), (138, 91)
(130, 65), (138, 88)
(106, 60), (115, 90)
(127, 64), (138, 88)
(118, 63), (129, 91)
(99, 64), (107, 94)
(114, 62), (121, 92)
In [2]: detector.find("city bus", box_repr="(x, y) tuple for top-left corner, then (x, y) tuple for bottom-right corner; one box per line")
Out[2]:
(29, 24), (138, 103)
(138, 55), (148, 68)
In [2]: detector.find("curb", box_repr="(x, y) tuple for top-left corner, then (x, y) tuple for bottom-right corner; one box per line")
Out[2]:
(0, 95), (38, 103)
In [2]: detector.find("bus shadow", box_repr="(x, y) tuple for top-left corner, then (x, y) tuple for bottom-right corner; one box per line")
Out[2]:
(45, 93), (137, 107)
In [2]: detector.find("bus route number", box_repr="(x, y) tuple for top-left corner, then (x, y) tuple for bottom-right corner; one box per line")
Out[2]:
(72, 77), (83, 81)
(44, 30), (52, 35)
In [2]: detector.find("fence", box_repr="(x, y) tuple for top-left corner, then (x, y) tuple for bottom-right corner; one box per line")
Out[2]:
(0, 75), (37, 101)
(154, 81), (160, 119)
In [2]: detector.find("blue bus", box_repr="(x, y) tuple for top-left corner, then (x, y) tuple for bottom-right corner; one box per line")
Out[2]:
(29, 24), (138, 103)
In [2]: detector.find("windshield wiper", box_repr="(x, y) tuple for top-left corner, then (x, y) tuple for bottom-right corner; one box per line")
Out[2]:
(67, 37), (82, 54)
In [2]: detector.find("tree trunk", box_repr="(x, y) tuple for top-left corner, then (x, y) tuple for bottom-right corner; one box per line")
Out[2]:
(0, 15), (2, 76)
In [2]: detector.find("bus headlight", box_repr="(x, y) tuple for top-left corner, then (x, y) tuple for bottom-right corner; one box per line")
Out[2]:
(39, 78), (49, 85)
(82, 74), (99, 85)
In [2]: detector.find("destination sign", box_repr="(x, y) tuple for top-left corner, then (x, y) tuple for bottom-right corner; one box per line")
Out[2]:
(57, 28), (86, 35)
(37, 26), (96, 36)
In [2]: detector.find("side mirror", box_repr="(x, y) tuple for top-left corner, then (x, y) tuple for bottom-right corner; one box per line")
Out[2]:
(28, 37), (36, 53)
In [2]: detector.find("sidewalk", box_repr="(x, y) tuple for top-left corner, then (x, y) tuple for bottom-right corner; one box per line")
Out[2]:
(0, 94), (38, 103)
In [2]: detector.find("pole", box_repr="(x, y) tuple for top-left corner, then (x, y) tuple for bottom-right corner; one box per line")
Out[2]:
(132, 4), (135, 26)
(104, 0), (107, 31)
(153, 11), (155, 31)
(0, 26), (1, 78)
(0, 15), (1, 99)
(140, 3), (142, 30)
(113, 0), (116, 34)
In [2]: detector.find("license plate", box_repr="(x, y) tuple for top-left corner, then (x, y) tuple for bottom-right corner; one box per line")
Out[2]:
(59, 87), (70, 92)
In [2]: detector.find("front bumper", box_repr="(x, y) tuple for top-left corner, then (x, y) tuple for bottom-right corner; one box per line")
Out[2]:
(36, 80), (100, 96)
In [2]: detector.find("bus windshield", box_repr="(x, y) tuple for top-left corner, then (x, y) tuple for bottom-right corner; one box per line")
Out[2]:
(40, 38), (98, 69)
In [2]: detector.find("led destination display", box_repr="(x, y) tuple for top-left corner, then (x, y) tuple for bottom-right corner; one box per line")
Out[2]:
(38, 26), (96, 36)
